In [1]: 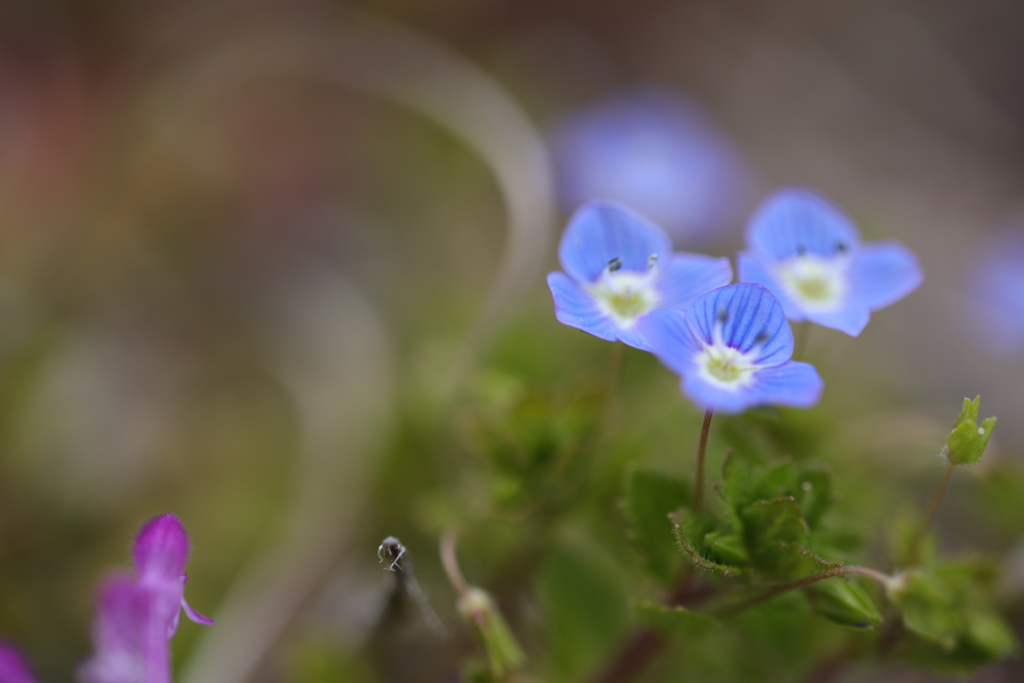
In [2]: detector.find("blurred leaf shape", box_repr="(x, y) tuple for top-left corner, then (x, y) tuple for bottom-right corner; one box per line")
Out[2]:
(622, 469), (691, 583)
(888, 561), (1019, 672)
(536, 544), (629, 679)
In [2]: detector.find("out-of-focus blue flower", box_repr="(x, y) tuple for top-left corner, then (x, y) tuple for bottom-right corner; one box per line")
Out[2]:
(0, 643), (39, 683)
(550, 88), (753, 242)
(80, 514), (213, 683)
(738, 188), (923, 336)
(547, 201), (733, 350)
(967, 229), (1024, 355)
(638, 283), (823, 413)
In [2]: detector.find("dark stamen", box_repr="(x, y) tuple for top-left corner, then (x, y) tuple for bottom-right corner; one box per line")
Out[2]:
(647, 253), (658, 268)
(836, 242), (847, 253)
(754, 332), (769, 345)
(608, 257), (622, 272)
(716, 307), (728, 323)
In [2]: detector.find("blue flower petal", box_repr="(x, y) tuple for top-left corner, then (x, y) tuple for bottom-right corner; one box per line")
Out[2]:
(655, 254), (733, 310)
(680, 374), (760, 414)
(616, 325), (653, 351)
(845, 241), (923, 311)
(967, 229), (1024, 354)
(736, 251), (805, 321)
(685, 283), (794, 365)
(745, 361), (823, 409)
(681, 360), (822, 414)
(550, 87), (754, 241)
(747, 188), (860, 260)
(558, 201), (672, 283)
(804, 308), (871, 337)
(547, 272), (618, 342)
(636, 309), (704, 376)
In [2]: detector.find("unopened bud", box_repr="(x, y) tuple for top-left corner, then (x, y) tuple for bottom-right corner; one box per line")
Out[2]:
(457, 587), (525, 678)
(942, 396), (997, 465)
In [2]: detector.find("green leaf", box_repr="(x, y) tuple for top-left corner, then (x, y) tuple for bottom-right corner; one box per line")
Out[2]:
(793, 466), (833, 529)
(720, 449), (759, 508)
(722, 455), (792, 510)
(943, 396), (996, 465)
(635, 600), (719, 637)
(622, 469), (691, 583)
(739, 498), (839, 578)
(741, 497), (807, 545)
(805, 578), (883, 629)
(887, 570), (962, 650)
(702, 531), (750, 567)
(900, 607), (1019, 672)
(720, 455), (834, 530)
(886, 560), (1018, 670)
(961, 610), (1019, 663)
(748, 461), (800, 505)
(536, 544), (630, 679)
(671, 511), (747, 577)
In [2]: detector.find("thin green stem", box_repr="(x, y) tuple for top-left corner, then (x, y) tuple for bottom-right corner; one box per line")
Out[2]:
(693, 409), (714, 513)
(910, 460), (958, 564)
(716, 565), (892, 617)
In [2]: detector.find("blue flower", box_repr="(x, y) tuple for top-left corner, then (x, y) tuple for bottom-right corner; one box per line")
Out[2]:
(737, 188), (923, 336)
(547, 201), (733, 350)
(637, 283), (823, 413)
(550, 87), (753, 242)
(966, 229), (1024, 355)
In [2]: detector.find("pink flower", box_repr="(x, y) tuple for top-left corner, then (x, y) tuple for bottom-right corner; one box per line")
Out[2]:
(80, 515), (213, 683)
(0, 643), (39, 683)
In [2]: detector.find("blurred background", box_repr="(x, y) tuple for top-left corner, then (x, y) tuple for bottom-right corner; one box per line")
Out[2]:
(1, 0), (1023, 681)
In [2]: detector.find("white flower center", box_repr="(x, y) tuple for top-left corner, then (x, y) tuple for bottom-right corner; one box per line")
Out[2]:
(692, 323), (762, 390)
(776, 254), (848, 312)
(589, 260), (660, 328)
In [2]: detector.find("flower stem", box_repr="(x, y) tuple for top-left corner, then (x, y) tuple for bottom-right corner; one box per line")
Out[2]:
(716, 566), (892, 617)
(440, 529), (469, 597)
(911, 460), (958, 564)
(693, 409), (714, 513)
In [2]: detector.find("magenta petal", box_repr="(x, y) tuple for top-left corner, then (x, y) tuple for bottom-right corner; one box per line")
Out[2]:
(93, 574), (144, 652)
(78, 573), (145, 683)
(134, 514), (190, 579)
(181, 597), (215, 626)
(167, 608), (182, 639)
(0, 642), (40, 683)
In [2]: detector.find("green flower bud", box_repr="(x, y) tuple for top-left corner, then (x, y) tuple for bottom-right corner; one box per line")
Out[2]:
(942, 397), (996, 465)
(458, 587), (525, 678)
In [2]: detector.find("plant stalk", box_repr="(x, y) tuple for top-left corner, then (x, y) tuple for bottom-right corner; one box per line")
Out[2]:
(694, 409), (714, 513)
(440, 529), (469, 596)
(910, 460), (957, 564)
(716, 566), (892, 617)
